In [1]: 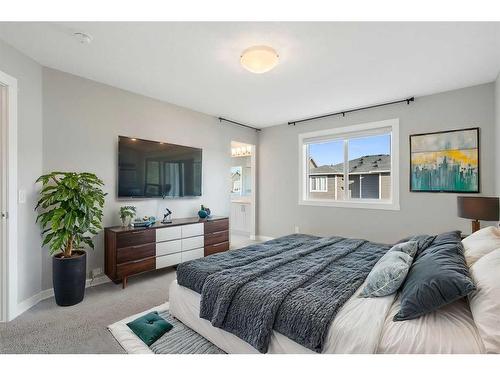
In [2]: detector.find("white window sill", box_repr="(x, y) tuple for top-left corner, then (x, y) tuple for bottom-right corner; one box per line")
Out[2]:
(298, 198), (400, 211)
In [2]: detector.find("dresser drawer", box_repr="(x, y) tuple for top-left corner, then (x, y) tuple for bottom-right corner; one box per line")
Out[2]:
(116, 229), (155, 249)
(181, 248), (204, 263)
(156, 253), (182, 269)
(156, 226), (182, 242)
(182, 223), (204, 238)
(116, 257), (155, 278)
(204, 230), (229, 246)
(117, 243), (155, 264)
(182, 236), (204, 251)
(204, 241), (230, 256)
(156, 239), (182, 257)
(204, 219), (229, 234)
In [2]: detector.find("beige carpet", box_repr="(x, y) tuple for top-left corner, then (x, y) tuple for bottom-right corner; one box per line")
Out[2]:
(0, 268), (176, 354)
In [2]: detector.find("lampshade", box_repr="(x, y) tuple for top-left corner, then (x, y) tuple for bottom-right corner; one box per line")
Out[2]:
(240, 46), (279, 74)
(457, 196), (499, 221)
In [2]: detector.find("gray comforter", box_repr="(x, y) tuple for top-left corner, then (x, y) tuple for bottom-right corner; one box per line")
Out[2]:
(176, 234), (390, 353)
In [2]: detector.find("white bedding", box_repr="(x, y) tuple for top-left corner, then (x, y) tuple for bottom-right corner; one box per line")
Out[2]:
(169, 280), (485, 354)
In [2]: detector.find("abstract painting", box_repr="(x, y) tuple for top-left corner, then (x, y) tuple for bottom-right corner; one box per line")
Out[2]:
(410, 127), (479, 193)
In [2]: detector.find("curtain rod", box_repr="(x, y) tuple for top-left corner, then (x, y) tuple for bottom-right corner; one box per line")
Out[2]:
(288, 97), (415, 126)
(218, 117), (261, 132)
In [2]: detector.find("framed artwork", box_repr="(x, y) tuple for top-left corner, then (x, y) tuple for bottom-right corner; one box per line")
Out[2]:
(410, 127), (479, 193)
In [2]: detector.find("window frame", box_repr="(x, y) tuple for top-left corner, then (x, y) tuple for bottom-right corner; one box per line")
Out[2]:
(298, 118), (400, 210)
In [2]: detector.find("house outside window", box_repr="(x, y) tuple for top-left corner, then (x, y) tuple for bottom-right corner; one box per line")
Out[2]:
(299, 119), (400, 210)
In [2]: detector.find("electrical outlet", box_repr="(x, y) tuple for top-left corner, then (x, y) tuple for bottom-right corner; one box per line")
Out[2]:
(294, 225), (300, 234)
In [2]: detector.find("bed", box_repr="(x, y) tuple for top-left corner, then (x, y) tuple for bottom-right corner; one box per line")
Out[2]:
(169, 229), (500, 354)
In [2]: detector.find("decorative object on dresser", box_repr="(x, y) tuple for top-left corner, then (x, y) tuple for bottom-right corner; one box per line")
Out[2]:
(119, 205), (136, 227)
(457, 196), (499, 233)
(105, 216), (229, 288)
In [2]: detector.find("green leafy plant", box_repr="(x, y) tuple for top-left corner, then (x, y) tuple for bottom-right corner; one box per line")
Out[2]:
(35, 172), (106, 258)
(119, 205), (136, 225)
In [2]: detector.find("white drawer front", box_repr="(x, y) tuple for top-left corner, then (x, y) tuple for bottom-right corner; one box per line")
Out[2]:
(182, 223), (204, 238)
(156, 239), (181, 257)
(156, 253), (182, 269)
(182, 236), (204, 251)
(156, 226), (182, 242)
(181, 248), (204, 263)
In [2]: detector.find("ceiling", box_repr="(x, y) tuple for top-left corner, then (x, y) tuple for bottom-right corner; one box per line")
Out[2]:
(1, 22), (499, 128)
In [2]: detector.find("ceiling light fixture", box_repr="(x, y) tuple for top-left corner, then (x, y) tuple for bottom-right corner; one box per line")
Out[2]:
(240, 45), (279, 74)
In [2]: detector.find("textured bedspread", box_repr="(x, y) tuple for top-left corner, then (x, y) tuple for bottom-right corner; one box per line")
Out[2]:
(176, 234), (390, 353)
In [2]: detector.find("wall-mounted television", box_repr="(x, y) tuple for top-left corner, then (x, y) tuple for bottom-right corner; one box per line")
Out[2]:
(118, 136), (202, 198)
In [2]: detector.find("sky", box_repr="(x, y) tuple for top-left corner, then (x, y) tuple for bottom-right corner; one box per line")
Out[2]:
(309, 134), (391, 166)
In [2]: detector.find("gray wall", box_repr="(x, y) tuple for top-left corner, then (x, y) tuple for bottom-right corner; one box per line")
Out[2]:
(42, 68), (257, 289)
(0, 39), (43, 302)
(496, 72), (500, 195)
(258, 83), (496, 243)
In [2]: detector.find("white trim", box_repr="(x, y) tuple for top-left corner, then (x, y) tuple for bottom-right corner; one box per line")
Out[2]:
(0, 70), (18, 322)
(298, 118), (400, 211)
(16, 275), (111, 317)
(250, 144), (256, 239)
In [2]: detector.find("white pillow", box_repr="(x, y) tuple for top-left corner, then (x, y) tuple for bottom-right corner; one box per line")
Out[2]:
(462, 226), (500, 266)
(468, 248), (500, 353)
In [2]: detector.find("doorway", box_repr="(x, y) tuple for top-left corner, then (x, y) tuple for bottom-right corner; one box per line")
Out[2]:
(230, 141), (256, 249)
(0, 70), (18, 322)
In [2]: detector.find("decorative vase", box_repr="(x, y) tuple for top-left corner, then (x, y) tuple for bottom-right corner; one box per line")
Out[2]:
(198, 209), (208, 219)
(120, 216), (133, 227)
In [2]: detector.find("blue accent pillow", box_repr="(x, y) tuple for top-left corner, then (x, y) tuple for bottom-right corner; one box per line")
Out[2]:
(394, 231), (476, 321)
(359, 241), (418, 298)
(126, 311), (173, 346)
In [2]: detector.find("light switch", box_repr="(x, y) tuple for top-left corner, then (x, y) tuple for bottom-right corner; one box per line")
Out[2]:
(18, 189), (26, 204)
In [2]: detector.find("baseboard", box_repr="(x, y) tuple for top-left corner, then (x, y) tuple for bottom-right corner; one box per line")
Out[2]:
(255, 235), (274, 242)
(15, 275), (111, 319)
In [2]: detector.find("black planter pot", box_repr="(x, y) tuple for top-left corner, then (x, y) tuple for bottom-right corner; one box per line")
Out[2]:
(52, 250), (87, 306)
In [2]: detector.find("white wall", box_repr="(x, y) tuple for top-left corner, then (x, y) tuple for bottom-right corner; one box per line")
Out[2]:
(0, 39), (43, 303)
(258, 83), (496, 243)
(42, 68), (258, 289)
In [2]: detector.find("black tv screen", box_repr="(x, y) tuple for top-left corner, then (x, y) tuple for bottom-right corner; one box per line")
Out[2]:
(118, 136), (202, 198)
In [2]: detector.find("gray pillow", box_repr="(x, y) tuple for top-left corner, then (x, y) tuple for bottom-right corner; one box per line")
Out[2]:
(359, 241), (418, 298)
(394, 231), (475, 321)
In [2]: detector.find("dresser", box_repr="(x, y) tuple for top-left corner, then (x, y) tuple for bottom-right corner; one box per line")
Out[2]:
(105, 216), (229, 288)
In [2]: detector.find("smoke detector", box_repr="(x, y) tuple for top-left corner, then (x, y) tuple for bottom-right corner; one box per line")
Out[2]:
(73, 32), (93, 44)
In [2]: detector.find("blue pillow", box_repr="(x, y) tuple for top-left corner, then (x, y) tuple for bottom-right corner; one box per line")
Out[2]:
(359, 241), (418, 298)
(394, 231), (475, 321)
(127, 312), (173, 346)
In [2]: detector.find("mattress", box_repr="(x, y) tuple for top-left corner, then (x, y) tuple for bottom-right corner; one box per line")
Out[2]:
(169, 280), (485, 354)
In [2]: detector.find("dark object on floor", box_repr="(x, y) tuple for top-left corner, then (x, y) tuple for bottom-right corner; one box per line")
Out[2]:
(394, 231), (476, 321)
(127, 311), (173, 346)
(52, 250), (87, 306)
(457, 196), (499, 233)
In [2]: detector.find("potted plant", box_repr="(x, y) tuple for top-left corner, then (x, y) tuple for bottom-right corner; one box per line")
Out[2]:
(119, 205), (136, 227)
(36, 172), (106, 306)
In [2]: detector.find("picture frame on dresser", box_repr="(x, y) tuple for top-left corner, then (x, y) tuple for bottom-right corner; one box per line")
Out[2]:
(105, 217), (229, 288)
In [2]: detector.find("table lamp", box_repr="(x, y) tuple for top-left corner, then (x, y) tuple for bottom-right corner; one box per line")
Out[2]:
(457, 196), (499, 233)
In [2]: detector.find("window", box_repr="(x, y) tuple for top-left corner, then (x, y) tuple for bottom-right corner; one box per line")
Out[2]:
(299, 119), (399, 210)
(310, 176), (328, 192)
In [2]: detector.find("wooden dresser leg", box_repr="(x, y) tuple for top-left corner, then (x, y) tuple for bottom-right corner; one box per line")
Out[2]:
(122, 276), (127, 289)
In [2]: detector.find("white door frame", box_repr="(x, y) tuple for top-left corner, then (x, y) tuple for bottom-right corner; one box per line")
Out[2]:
(0, 70), (18, 322)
